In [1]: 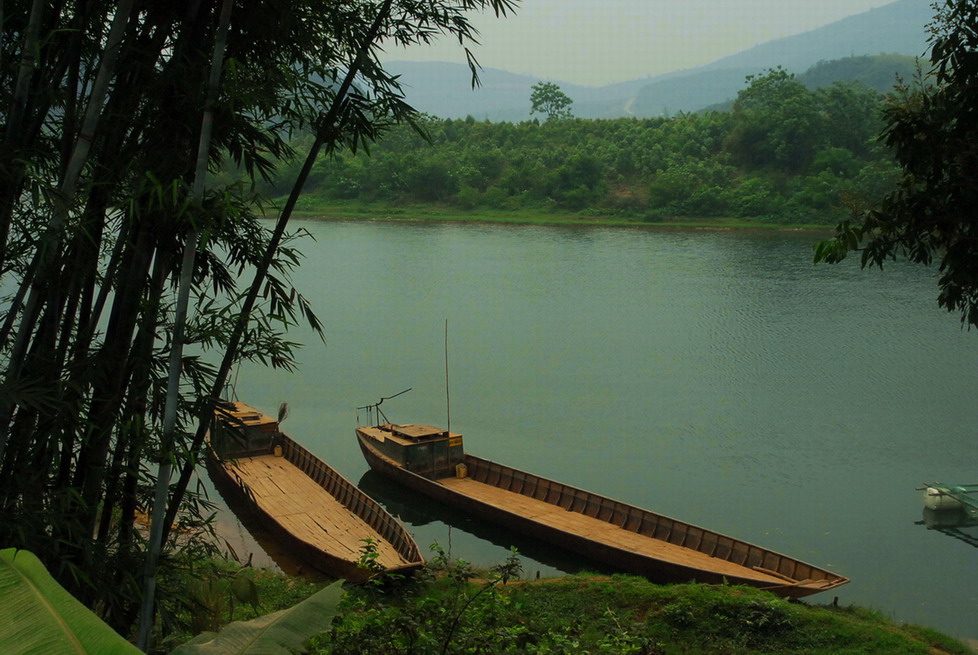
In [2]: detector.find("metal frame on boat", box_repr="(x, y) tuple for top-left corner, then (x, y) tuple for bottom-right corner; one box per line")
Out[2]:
(209, 401), (423, 580)
(356, 422), (848, 598)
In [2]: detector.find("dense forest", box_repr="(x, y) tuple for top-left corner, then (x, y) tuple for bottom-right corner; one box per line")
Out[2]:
(263, 67), (903, 225)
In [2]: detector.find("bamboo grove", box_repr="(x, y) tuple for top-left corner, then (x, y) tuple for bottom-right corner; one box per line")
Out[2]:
(0, 0), (516, 641)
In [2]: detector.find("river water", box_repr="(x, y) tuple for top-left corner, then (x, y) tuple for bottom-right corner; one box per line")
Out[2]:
(225, 219), (977, 640)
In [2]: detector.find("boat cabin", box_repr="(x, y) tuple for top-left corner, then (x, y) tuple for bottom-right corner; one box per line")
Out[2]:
(212, 401), (282, 459)
(359, 424), (465, 479)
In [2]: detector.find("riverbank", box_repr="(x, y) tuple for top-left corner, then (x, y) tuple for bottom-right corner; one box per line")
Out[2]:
(281, 200), (837, 231)
(164, 557), (975, 654)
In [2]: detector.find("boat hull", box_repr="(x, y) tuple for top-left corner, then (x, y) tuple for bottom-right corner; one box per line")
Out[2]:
(357, 430), (847, 598)
(207, 452), (372, 581)
(209, 403), (423, 581)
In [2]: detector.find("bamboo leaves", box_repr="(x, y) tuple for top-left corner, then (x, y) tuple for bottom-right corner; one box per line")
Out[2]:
(0, 0), (518, 646)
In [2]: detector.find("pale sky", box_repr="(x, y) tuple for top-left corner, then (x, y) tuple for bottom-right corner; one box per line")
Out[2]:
(382, 0), (901, 86)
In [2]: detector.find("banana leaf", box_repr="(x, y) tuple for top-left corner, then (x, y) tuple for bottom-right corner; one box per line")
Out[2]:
(170, 579), (344, 654)
(0, 548), (142, 654)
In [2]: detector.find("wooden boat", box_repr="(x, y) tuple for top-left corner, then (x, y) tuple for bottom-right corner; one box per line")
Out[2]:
(356, 423), (849, 598)
(208, 401), (423, 581)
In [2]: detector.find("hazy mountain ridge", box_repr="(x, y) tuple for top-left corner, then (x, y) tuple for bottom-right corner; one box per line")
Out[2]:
(699, 54), (920, 112)
(696, 0), (932, 73)
(386, 0), (932, 120)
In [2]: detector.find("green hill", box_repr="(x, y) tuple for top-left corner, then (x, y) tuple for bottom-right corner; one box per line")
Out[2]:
(797, 54), (920, 93)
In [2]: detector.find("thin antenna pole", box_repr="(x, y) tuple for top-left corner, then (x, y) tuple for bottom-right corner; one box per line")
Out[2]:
(445, 319), (451, 434)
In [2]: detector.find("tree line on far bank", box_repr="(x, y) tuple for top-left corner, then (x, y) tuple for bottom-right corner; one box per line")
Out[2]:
(260, 67), (902, 224)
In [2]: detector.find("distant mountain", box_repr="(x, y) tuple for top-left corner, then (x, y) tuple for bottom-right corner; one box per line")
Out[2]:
(696, 0), (932, 74)
(631, 68), (759, 117)
(387, 0), (933, 120)
(385, 62), (566, 122)
(383, 61), (630, 122)
(629, 0), (931, 116)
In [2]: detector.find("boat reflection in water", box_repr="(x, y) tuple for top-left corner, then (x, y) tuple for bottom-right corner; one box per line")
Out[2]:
(358, 469), (595, 575)
(918, 484), (978, 549)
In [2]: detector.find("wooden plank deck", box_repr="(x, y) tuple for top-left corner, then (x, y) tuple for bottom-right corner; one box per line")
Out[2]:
(437, 476), (786, 585)
(225, 454), (409, 569)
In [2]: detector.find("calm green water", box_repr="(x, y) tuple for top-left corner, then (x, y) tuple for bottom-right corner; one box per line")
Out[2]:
(227, 219), (978, 639)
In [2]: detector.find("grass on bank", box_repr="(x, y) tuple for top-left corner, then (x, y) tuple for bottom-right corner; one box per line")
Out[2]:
(277, 199), (836, 231)
(315, 575), (971, 655)
(160, 553), (972, 655)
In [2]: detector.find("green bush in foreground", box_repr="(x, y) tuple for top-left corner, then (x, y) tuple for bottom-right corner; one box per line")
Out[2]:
(152, 549), (970, 655)
(12, 537), (970, 654)
(312, 567), (971, 655)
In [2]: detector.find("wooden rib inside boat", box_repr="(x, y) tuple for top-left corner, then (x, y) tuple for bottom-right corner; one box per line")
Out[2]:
(356, 423), (848, 598)
(209, 401), (423, 580)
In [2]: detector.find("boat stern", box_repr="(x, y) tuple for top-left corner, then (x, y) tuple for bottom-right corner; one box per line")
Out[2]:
(212, 401), (282, 459)
(357, 423), (464, 479)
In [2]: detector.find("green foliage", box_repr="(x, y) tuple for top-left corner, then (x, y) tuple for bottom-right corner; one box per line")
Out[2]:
(725, 177), (784, 217)
(648, 158), (735, 216)
(280, 66), (894, 224)
(318, 543), (523, 655)
(530, 82), (574, 121)
(0, 1), (516, 645)
(798, 55), (921, 95)
(726, 67), (825, 172)
(815, 0), (978, 327)
(657, 585), (796, 648)
(307, 567), (970, 655)
(356, 538), (386, 577)
(355, 537), (408, 589)
(0, 548), (142, 654)
(0, 549), (346, 654)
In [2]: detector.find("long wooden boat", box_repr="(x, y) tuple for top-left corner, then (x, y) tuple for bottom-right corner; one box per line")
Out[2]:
(356, 423), (849, 598)
(209, 401), (423, 581)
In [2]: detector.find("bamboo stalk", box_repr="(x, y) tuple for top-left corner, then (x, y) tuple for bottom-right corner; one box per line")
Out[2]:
(161, 0), (397, 542)
(137, 0), (235, 647)
(72, 222), (155, 516)
(0, 0), (137, 460)
(3, 0), (43, 148)
(0, 0), (44, 280)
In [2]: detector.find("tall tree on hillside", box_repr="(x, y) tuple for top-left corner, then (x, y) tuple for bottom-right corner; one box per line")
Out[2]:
(530, 81), (574, 120)
(725, 68), (824, 172)
(814, 0), (978, 327)
(0, 0), (517, 641)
